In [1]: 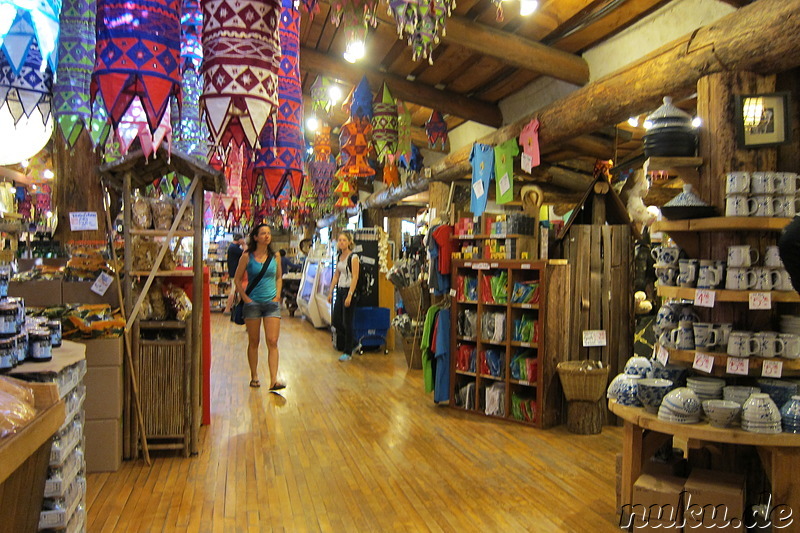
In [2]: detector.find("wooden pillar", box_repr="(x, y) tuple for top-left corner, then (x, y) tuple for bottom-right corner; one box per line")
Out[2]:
(427, 181), (450, 221)
(53, 129), (107, 243)
(778, 67), (800, 173)
(191, 176), (203, 456)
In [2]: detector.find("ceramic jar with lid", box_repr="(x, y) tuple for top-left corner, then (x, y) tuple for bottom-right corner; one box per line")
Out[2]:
(643, 96), (698, 157)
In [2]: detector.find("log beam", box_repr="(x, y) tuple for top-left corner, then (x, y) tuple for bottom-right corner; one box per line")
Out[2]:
(301, 47), (502, 127)
(362, 0), (800, 209)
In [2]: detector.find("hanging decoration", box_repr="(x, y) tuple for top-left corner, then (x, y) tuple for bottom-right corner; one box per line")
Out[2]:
(253, 0), (304, 199)
(92, 0), (181, 138)
(388, 0), (454, 64)
(342, 75), (372, 121)
(425, 109), (447, 149)
(174, 0), (208, 159)
(336, 116), (374, 180)
(0, 0), (62, 74)
(200, 0), (281, 158)
(397, 142), (422, 186)
(519, 117), (540, 173)
(309, 75), (336, 117)
(371, 82), (397, 164)
(52, 0), (95, 147)
(115, 98), (172, 157)
(309, 124), (335, 202)
(382, 153), (399, 186)
(329, 0), (377, 62)
(333, 177), (355, 208)
(395, 99), (412, 159)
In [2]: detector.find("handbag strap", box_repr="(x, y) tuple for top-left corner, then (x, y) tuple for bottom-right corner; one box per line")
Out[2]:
(245, 254), (272, 296)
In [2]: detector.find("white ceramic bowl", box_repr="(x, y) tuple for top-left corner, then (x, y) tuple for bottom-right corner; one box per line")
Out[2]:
(702, 400), (740, 428)
(742, 393), (781, 423)
(723, 386), (760, 405)
(624, 356), (653, 377)
(662, 387), (701, 416)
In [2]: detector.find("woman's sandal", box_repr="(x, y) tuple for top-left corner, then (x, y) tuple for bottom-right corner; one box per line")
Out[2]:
(249, 379), (261, 388)
(269, 382), (286, 391)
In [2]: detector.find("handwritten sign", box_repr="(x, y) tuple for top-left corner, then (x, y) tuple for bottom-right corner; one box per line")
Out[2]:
(521, 153), (533, 174)
(762, 360), (783, 378)
(69, 211), (98, 231)
(749, 292), (772, 310)
(656, 344), (670, 366)
(521, 263), (531, 270)
(499, 173), (511, 196)
(693, 352), (715, 373)
(694, 289), (716, 308)
(490, 262), (499, 268)
(91, 272), (114, 296)
(726, 356), (749, 376)
(582, 330), (607, 347)
(472, 179), (485, 199)
(472, 262), (491, 270)
(519, 379), (530, 386)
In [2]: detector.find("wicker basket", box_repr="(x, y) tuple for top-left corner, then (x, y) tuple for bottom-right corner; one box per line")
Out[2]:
(399, 281), (430, 321)
(556, 360), (610, 402)
(402, 335), (423, 370)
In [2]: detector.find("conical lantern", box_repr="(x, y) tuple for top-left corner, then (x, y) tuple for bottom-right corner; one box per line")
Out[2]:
(342, 75), (372, 121)
(425, 110), (447, 149)
(336, 116), (374, 179)
(387, 0), (454, 63)
(396, 99), (412, 159)
(371, 82), (397, 164)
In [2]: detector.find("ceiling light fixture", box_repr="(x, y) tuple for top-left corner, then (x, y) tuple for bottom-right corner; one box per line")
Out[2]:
(519, 0), (537, 16)
(306, 116), (319, 132)
(328, 85), (342, 104)
(343, 39), (365, 63)
(643, 119), (654, 130)
(691, 117), (702, 128)
(43, 169), (54, 180)
(627, 116), (639, 128)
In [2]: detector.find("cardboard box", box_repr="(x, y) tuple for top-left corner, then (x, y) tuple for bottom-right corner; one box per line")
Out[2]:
(77, 337), (123, 367)
(85, 418), (122, 473)
(8, 279), (62, 307)
(62, 280), (120, 307)
(683, 469), (745, 532)
(629, 474), (685, 530)
(84, 365), (123, 419)
(17, 258), (68, 271)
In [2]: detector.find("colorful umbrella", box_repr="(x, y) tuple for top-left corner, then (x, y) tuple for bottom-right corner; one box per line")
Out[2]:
(371, 82), (397, 164)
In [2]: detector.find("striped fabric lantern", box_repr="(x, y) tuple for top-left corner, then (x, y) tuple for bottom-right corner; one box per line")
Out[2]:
(0, 11), (53, 122)
(396, 99), (412, 159)
(371, 82), (396, 164)
(425, 109), (447, 149)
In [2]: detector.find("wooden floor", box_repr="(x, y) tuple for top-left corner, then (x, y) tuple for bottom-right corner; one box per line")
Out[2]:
(87, 312), (624, 532)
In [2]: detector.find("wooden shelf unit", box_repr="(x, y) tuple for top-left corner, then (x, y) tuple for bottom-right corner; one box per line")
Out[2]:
(652, 217), (792, 234)
(657, 285), (800, 303)
(663, 347), (800, 376)
(449, 259), (570, 428)
(128, 270), (195, 277)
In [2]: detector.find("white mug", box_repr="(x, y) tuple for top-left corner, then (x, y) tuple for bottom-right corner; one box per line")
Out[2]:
(726, 268), (757, 290)
(752, 195), (775, 217)
(693, 323), (719, 349)
(779, 333), (800, 359)
(670, 321), (695, 351)
(655, 266), (678, 287)
(754, 332), (785, 358)
(776, 172), (800, 195)
(725, 172), (750, 195)
(727, 245), (759, 268)
(713, 323), (733, 347)
(776, 269), (794, 292)
(651, 246), (680, 267)
(725, 194), (757, 217)
(765, 246), (783, 268)
(697, 262), (721, 290)
(776, 196), (800, 218)
(728, 331), (759, 358)
(678, 259), (699, 288)
(751, 172), (778, 195)
(752, 267), (780, 291)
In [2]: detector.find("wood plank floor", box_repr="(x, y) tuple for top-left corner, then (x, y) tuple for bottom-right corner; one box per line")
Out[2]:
(87, 312), (625, 532)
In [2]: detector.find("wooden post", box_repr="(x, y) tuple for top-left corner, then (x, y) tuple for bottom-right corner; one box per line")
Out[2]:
(428, 182), (450, 222)
(191, 177), (203, 456)
(122, 172), (133, 459)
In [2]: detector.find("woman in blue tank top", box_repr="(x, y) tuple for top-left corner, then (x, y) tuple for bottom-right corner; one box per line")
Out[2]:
(233, 224), (284, 390)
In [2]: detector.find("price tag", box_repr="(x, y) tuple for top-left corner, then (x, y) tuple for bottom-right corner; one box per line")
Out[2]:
(91, 272), (114, 296)
(762, 360), (783, 378)
(520, 342), (532, 348)
(449, 288), (457, 297)
(521, 153), (533, 174)
(694, 289), (716, 308)
(656, 344), (669, 366)
(726, 356), (749, 376)
(582, 330), (607, 347)
(490, 262), (499, 268)
(472, 179), (485, 199)
(693, 352), (715, 373)
(521, 263), (531, 270)
(749, 292), (772, 310)
(473, 262), (490, 270)
(499, 173), (511, 196)
(522, 303), (533, 309)
(69, 211), (98, 231)
(519, 379), (529, 386)
(465, 262), (472, 267)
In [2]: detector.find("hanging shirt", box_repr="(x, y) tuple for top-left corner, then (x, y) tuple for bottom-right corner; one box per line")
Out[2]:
(431, 224), (455, 275)
(470, 143), (494, 216)
(434, 308), (451, 404)
(519, 119), (541, 173)
(494, 138), (519, 205)
(420, 305), (440, 394)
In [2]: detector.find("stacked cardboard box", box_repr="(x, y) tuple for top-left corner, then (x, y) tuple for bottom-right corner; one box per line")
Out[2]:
(683, 469), (745, 532)
(80, 337), (123, 473)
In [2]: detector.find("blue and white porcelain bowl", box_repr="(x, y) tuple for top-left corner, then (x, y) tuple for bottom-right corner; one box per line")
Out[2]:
(757, 379), (798, 409)
(624, 356), (653, 378)
(617, 375), (643, 407)
(742, 393), (781, 423)
(662, 387), (701, 417)
(780, 395), (800, 432)
(607, 373), (627, 400)
(637, 378), (674, 414)
(702, 400), (740, 428)
(651, 362), (689, 387)
(723, 386), (760, 406)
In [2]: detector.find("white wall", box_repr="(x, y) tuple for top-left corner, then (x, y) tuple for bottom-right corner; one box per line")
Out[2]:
(447, 121), (497, 152)
(499, 77), (580, 124)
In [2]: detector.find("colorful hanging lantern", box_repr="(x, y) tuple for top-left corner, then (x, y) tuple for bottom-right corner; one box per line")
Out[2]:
(0, 0), (62, 74)
(388, 0), (454, 64)
(425, 110), (447, 149)
(173, 0), (208, 159)
(371, 82), (397, 164)
(310, 76), (337, 117)
(115, 98), (172, 157)
(52, 0), (94, 147)
(399, 142), (423, 172)
(330, 0), (377, 63)
(309, 125), (335, 202)
(253, 0), (304, 198)
(336, 116), (374, 179)
(342, 75), (372, 121)
(396, 99), (412, 159)
(92, 0), (181, 136)
(333, 177), (355, 209)
(382, 153), (399, 186)
(201, 0), (281, 157)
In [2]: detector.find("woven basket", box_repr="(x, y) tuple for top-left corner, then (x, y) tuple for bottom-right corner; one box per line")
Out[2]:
(557, 360), (610, 402)
(399, 281), (430, 321)
(402, 335), (423, 369)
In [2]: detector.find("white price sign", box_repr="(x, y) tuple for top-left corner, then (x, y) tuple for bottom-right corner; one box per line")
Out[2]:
(90, 272), (114, 296)
(582, 330), (607, 347)
(69, 211), (98, 231)
(656, 344), (669, 366)
(692, 352), (715, 374)
(726, 356), (749, 376)
(694, 289), (716, 308)
(499, 173), (511, 196)
(449, 288), (457, 297)
(521, 153), (533, 174)
(472, 179), (485, 199)
(749, 292), (772, 310)
(472, 262), (490, 270)
(521, 263), (531, 270)
(762, 359), (783, 378)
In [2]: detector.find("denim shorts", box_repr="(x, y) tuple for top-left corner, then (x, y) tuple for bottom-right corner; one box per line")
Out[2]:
(243, 300), (281, 320)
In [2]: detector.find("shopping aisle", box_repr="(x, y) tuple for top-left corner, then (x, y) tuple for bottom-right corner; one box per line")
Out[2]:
(86, 312), (623, 532)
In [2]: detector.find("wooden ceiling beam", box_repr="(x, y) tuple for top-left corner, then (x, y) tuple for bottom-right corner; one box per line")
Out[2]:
(301, 47), (503, 127)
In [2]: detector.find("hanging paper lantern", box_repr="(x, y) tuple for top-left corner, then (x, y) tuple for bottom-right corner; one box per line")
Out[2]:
(382, 153), (399, 186)
(336, 116), (374, 179)
(333, 177), (355, 209)
(52, 0), (94, 147)
(395, 99), (412, 159)
(253, 0), (304, 198)
(0, 0), (62, 74)
(201, 0), (281, 157)
(309, 124), (335, 201)
(330, 0), (377, 63)
(425, 110), (447, 149)
(93, 0), (181, 136)
(399, 142), (423, 172)
(342, 75), (372, 120)
(371, 82), (397, 164)
(388, 0), (454, 63)
(173, 0), (208, 159)
(115, 97), (172, 157)
(310, 76), (337, 117)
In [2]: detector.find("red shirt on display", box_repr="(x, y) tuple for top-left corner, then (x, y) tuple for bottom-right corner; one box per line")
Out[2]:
(432, 225), (455, 274)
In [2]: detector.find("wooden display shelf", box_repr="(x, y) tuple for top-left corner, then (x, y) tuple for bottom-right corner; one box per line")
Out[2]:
(480, 374), (503, 381)
(645, 156), (704, 171)
(664, 347), (800, 375)
(511, 303), (539, 309)
(129, 229), (195, 237)
(455, 370), (476, 377)
(128, 270), (194, 277)
(510, 341), (538, 348)
(652, 217), (792, 233)
(657, 286), (800, 303)
(456, 336), (476, 343)
(138, 320), (187, 329)
(480, 339), (506, 347)
(457, 300), (478, 305)
(610, 400), (800, 447)
(481, 301), (508, 307)
(510, 379), (536, 387)
(452, 234), (526, 240)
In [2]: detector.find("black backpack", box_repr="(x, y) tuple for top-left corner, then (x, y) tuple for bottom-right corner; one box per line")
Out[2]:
(346, 253), (367, 304)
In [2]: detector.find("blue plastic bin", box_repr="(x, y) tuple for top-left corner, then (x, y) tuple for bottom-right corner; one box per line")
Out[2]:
(352, 306), (391, 354)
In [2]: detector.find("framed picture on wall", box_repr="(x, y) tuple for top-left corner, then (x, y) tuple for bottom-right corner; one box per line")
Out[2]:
(734, 92), (792, 148)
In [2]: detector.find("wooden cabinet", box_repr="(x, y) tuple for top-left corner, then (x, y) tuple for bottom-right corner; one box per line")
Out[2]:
(449, 259), (570, 428)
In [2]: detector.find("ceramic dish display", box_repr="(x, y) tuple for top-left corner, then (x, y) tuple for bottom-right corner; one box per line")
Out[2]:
(687, 376), (725, 401)
(702, 400), (740, 428)
(637, 378), (674, 414)
(757, 379), (798, 409)
(657, 387), (701, 423)
(623, 356), (652, 377)
(660, 185), (717, 220)
(723, 386), (760, 406)
(780, 395), (800, 433)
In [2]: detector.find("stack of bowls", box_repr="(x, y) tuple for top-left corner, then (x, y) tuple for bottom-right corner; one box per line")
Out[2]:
(651, 362), (689, 388)
(723, 385), (760, 406)
(780, 396), (800, 433)
(687, 377), (725, 401)
(624, 356), (653, 378)
(742, 393), (782, 433)
(607, 373), (642, 406)
(658, 387), (701, 423)
(636, 378), (674, 414)
(757, 379), (798, 409)
(702, 400), (741, 428)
